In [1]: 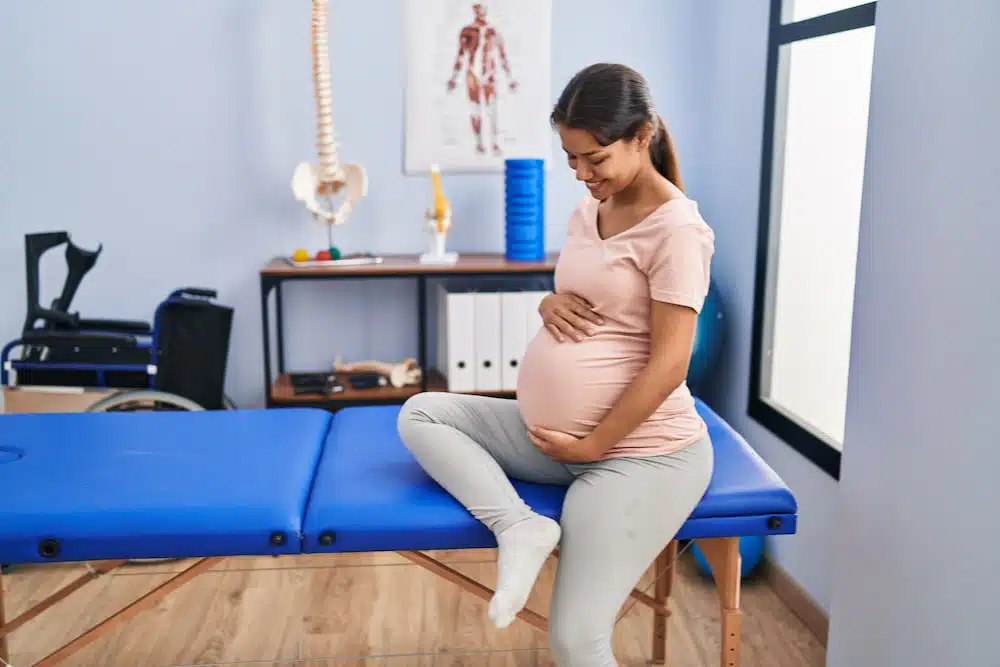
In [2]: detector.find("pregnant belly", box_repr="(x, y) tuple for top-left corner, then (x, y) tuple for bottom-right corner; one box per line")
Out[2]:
(516, 328), (648, 437)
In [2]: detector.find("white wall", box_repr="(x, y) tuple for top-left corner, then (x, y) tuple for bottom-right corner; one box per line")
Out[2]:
(695, 0), (839, 613)
(826, 0), (1000, 664)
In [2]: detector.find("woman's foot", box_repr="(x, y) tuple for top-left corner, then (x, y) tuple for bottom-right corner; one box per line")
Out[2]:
(488, 514), (562, 628)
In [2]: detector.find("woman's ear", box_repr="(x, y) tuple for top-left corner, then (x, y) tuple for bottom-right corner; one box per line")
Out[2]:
(635, 122), (655, 151)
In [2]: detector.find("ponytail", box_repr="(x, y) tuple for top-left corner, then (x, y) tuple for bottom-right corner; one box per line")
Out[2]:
(650, 114), (683, 191)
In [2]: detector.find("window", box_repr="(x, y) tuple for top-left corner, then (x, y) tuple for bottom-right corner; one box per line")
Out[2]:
(782, 0), (870, 22)
(749, 0), (876, 479)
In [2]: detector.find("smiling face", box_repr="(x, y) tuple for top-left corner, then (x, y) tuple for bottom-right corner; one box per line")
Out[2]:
(557, 124), (647, 201)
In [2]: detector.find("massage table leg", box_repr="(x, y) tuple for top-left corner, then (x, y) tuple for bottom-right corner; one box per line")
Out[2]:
(651, 540), (678, 664)
(0, 557), (222, 667)
(34, 557), (223, 667)
(0, 560), (127, 649)
(693, 537), (742, 667)
(1, 569), (8, 666)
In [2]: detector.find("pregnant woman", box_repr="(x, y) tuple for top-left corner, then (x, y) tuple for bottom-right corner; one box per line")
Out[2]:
(397, 63), (715, 667)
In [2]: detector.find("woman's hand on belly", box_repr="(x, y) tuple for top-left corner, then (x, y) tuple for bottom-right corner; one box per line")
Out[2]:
(538, 292), (604, 342)
(526, 426), (605, 463)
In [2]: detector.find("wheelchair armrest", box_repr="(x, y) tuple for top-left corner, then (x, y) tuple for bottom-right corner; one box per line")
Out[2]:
(33, 308), (80, 328)
(76, 318), (152, 334)
(19, 330), (138, 348)
(171, 287), (217, 300)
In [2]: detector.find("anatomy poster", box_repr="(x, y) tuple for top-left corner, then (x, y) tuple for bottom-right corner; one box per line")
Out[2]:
(404, 0), (553, 173)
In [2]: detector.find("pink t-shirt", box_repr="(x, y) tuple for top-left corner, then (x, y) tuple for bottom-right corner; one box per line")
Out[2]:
(516, 195), (715, 459)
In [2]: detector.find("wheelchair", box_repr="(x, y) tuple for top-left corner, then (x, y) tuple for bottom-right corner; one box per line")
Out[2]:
(1, 231), (235, 413)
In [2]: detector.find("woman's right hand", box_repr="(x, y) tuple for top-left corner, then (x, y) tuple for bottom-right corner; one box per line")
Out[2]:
(539, 292), (604, 342)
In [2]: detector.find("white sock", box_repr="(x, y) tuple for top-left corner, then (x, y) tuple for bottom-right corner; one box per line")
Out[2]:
(488, 514), (561, 628)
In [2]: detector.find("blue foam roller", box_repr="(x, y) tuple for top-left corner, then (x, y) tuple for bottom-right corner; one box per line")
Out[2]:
(506, 187), (544, 199)
(505, 158), (546, 261)
(506, 226), (541, 242)
(504, 158), (544, 170)
(506, 213), (543, 223)
(505, 198), (542, 207)
(506, 241), (545, 261)
(505, 198), (543, 209)
(505, 180), (542, 189)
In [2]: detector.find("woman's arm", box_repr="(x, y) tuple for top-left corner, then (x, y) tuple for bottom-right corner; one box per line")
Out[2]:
(581, 300), (698, 456)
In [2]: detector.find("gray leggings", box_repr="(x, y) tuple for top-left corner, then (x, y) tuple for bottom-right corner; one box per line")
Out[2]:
(396, 391), (714, 666)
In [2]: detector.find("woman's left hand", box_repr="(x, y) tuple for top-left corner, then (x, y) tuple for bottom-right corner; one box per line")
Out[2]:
(527, 426), (605, 463)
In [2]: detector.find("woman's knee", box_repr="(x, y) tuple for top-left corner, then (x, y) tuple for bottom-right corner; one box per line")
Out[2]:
(397, 392), (440, 435)
(396, 391), (463, 447)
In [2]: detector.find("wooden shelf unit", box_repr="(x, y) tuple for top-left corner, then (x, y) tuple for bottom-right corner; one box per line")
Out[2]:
(259, 252), (557, 410)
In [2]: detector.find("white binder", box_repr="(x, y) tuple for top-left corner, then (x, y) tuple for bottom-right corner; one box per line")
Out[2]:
(500, 292), (527, 391)
(473, 291), (503, 392)
(522, 290), (550, 343)
(436, 284), (476, 392)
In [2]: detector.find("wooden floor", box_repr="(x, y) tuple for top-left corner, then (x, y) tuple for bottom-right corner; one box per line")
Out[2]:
(2, 548), (825, 666)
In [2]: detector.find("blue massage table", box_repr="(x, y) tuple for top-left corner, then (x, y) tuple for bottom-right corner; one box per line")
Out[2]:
(0, 398), (796, 667)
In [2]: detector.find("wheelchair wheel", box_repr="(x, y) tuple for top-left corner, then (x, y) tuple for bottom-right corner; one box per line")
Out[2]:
(85, 389), (206, 413)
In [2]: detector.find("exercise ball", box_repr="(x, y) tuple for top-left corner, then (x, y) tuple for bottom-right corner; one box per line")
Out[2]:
(687, 280), (725, 393)
(691, 536), (765, 579)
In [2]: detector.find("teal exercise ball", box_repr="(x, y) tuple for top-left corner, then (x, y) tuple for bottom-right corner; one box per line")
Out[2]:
(687, 280), (725, 393)
(691, 536), (765, 579)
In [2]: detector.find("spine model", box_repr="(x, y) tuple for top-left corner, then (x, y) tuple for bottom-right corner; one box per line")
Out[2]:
(312, 1), (338, 192)
(292, 0), (368, 229)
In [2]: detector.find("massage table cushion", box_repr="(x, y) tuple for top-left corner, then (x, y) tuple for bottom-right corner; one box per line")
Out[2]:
(1, 399), (796, 564)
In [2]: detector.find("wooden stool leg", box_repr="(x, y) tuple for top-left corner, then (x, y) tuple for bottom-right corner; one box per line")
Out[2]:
(693, 537), (742, 667)
(651, 540), (678, 664)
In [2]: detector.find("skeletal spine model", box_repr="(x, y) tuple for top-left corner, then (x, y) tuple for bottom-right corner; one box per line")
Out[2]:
(292, 0), (367, 229)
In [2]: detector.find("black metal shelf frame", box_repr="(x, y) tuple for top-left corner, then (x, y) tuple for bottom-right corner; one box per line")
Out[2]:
(259, 267), (555, 410)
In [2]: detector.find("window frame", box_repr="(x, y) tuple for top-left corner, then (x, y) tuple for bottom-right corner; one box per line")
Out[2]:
(748, 0), (877, 481)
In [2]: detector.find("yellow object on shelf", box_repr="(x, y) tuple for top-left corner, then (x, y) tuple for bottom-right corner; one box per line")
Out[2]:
(429, 164), (450, 233)
(419, 164), (457, 264)
(292, 248), (310, 262)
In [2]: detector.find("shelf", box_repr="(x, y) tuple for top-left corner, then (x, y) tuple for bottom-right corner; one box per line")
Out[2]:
(259, 251), (553, 411)
(270, 369), (516, 406)
(261, 252), (559, 278)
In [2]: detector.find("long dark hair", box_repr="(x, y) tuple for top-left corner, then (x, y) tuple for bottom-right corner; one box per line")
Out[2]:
(550, 63), (682, 191)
